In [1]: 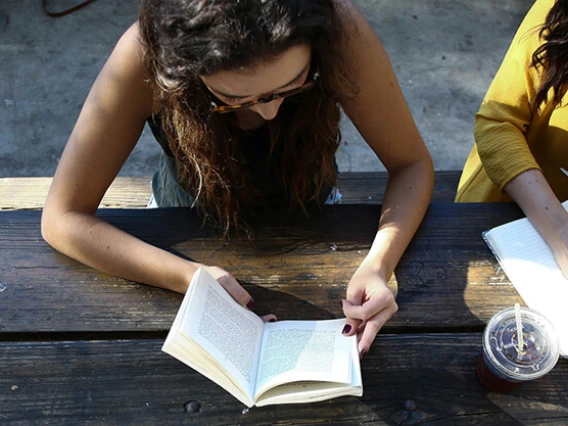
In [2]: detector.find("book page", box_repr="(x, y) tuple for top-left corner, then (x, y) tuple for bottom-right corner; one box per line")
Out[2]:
(254, 319), (354, 399)
(483, 200), (568, 357)
(182, 270), (265, 398)
(255, 331), (362, 406)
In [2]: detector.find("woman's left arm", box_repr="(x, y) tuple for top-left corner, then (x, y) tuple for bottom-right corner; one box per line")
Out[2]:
(338, 1), (434, 356)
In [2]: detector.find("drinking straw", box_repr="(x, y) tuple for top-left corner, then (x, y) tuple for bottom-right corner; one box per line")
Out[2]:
(515, 303), (524, 356)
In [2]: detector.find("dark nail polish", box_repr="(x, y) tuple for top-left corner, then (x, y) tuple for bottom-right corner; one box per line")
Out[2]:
(246, 300), (256, 310)
(360, 349), (367, 359)
(342, 324), (352, 335)
(339, 300), (343, 310)
(269, 318), (276, 322)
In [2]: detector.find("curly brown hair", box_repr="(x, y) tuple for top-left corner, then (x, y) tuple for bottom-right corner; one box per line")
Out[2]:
(532, 0), (568, 110)
(138, 0), (357, 236)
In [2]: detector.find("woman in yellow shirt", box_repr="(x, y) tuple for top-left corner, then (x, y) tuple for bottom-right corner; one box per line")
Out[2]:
(456, 0), (568, 276)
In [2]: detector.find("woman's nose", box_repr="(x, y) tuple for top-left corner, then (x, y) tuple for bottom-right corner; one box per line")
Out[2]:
(250, 98), (285, 121)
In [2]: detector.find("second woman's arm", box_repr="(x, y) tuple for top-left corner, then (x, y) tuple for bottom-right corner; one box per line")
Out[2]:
(504, 169), (568, 278)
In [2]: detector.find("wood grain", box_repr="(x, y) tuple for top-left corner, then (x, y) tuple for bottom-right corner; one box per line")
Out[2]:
(0, 171), (461, 210)
(0, 176), (153, 210)
(0, 203), (524, 335)
(1, 335), (566, 425)
(2, 202), (567, 425)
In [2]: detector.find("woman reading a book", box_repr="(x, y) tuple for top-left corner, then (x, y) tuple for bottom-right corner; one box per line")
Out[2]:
(41, 0), (434, 357)
(455, 0), (568, 277)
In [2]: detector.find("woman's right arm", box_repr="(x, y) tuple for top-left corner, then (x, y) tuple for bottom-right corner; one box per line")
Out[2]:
(41, 24), (255, 305)
(504, 169), (568, 278)
(473, 1), (568, 276)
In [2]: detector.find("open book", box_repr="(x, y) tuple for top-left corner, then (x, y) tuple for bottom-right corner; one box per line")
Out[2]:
(483, 200), (568, 358)
(162, 268), (362, 407)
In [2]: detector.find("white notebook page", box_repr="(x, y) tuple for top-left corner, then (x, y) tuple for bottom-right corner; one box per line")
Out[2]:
(483, 201), (568, 357)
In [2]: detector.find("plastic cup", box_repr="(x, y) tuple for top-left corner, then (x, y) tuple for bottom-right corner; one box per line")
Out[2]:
(476, 306), (560, 393)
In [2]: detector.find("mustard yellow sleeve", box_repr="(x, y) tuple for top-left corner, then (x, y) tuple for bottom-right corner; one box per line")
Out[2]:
(474, 0), (552, 190)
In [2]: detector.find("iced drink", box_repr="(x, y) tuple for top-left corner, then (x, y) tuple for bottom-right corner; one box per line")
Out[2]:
(476, 307), (559, 393)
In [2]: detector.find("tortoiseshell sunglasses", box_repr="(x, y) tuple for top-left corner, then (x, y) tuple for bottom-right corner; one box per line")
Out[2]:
(209, 71), (320, 114)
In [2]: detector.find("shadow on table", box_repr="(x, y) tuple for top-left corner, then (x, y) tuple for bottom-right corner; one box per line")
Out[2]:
(101, 202), (527, 330)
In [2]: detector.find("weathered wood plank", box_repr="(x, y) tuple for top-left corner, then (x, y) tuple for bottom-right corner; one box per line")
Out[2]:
(1, 335), (566, 425)
(0, 203), (525, 335)
(0, 176), (153, 210)
(337, 170), (460, 204)
(0, 171), (462, 211)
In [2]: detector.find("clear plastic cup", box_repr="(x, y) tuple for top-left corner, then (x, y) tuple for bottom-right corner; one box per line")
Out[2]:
(476, 306), (560, 393)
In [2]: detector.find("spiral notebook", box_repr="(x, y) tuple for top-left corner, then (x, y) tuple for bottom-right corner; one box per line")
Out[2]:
(483, 201), (568, 358)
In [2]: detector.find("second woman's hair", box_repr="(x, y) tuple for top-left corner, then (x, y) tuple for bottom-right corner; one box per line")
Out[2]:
(532, 0), (568, 110)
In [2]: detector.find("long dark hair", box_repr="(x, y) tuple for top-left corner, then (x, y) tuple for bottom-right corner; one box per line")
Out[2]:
(138, 0), (357, 235)
(532, 0), (568, 110)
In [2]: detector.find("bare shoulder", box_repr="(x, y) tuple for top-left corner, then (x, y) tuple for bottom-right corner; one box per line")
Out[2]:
(332, 0), (393, 90)
(333, 0), (388, 79)
(334, 0), (375, 42)
(333, 0), (428, 170)
(43, 22), (156, 214)
(93, 22), (154, 116)
(335, 0), (382, 57)
(110, 22), (146, 72)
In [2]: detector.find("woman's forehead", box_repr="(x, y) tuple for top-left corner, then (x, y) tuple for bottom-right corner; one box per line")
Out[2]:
(200, 44), (311, 98)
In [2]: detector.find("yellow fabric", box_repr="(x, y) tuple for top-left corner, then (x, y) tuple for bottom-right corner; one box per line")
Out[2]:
(456, 0), (568, 202)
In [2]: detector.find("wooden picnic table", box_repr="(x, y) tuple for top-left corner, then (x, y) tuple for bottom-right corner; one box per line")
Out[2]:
(1, 202), (567, 425)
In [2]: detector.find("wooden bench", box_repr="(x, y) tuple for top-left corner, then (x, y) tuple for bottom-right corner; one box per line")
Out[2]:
(0, 171), (461, 210)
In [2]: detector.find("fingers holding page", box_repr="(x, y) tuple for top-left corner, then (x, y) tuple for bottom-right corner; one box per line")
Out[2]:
(341, 270), (398, 357)
(202, 266), (255, 309)
(356, 301), (398, 357)
(261, 314), (278, 323)
(202, 265), (278, 320)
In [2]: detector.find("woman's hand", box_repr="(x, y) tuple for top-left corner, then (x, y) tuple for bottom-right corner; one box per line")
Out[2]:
(201, 265), (277, 322)
(340, 264), (398, 358)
